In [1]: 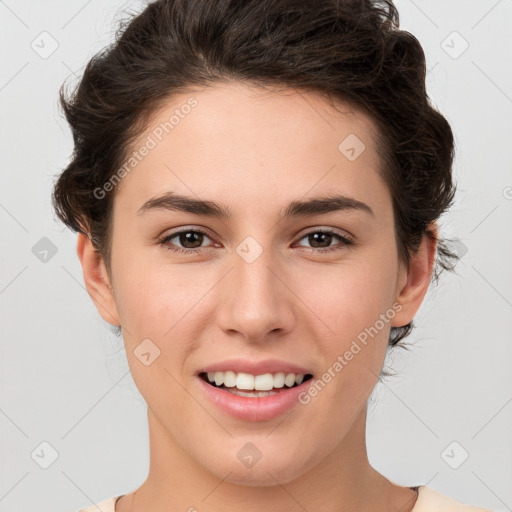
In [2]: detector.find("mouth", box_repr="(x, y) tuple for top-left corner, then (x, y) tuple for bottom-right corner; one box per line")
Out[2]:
(198, 371), (314, 395)
(196, 370), (315, 421)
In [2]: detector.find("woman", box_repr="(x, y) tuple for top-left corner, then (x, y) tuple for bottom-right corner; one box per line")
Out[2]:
(53, 0), (493, 510)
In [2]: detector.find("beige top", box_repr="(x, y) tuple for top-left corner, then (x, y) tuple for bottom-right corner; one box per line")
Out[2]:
(77, 486), (494, 511)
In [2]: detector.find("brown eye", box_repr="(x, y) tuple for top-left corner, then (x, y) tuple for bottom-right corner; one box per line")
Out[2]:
(176, 231), (204, 249)
(295, 230), (352, 253)
(159, 229), (214, 254)
(307, 232), (334, 248)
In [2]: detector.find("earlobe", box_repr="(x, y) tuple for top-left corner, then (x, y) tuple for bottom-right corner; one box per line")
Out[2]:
(76, 232), (121, 326)
(390, 225), (438, 328)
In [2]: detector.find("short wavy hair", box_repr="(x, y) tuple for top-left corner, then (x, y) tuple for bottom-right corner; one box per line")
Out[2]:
(52, 0), (458, 349)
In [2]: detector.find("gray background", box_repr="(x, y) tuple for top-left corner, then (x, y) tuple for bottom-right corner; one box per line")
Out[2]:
(1, 1), (511, 511)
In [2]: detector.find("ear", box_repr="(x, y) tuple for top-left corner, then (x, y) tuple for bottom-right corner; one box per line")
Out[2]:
(390, 224), (438, 328)
(76, 232), (121, 326)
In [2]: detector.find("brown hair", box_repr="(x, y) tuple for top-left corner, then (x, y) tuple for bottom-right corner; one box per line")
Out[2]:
(52, 0), (458, 347)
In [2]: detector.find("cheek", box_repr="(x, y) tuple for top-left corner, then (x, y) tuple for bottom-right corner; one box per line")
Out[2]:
(291, 267), (395, 433)
(111, 258), (213, 390)
(112, 262), (202, 410)
(113, 255), (201, 335)
(297, 258), (398, 342)
(294, 258), (397, 400)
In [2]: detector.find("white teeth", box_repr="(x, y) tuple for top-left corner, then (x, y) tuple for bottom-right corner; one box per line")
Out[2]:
(228, 389), (278, 397)
(284, 373), (296, 387)
(223, 370), (237, 387)
(236, 372), (254, 390)
(273, 372), (285, 388)
(204, 370), (308, 390)
(254, 373), (274, 391)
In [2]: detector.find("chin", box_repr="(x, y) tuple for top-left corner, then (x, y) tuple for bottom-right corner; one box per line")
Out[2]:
(200, 445), (315, 487)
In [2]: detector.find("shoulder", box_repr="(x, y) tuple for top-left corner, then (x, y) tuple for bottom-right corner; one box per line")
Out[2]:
(76, 495), (120, 512)
(413, 486), (493, 511)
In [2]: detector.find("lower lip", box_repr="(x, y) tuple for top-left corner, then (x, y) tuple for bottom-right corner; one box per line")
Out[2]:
(196, 375), (313, 422)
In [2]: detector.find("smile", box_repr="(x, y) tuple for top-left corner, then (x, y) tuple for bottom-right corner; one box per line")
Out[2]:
(200, 371), (313, 394)
(197, 371), (315, 422)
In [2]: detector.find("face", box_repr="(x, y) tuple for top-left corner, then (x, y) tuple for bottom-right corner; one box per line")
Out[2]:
(82, 81), (432, 486)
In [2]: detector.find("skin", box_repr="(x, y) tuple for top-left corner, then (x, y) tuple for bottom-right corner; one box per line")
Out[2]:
(77, 82), (436, 511)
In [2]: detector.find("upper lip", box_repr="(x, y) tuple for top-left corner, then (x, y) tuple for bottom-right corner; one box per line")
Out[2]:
(197, 358), (313, 376)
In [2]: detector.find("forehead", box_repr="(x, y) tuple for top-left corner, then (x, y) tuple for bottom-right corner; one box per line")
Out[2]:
(115, 81), (388, 216)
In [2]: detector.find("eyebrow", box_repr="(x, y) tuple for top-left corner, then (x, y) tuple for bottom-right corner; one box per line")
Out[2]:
(137, 192), (374, 219)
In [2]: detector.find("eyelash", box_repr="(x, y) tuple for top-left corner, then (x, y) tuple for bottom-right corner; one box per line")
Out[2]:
(158, 228), (353, 255)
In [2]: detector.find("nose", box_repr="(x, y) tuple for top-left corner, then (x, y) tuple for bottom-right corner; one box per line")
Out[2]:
(216, 244), (296, 343)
